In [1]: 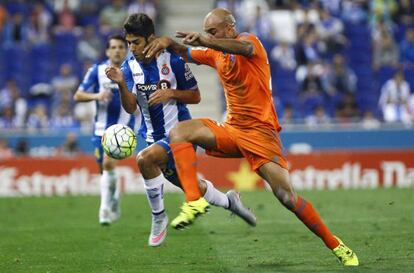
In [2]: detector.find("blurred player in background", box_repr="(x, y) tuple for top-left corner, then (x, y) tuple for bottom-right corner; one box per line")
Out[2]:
(144, 8), (359, 265)
(106, 13), (256, 247)
(74, 35), (135, 226)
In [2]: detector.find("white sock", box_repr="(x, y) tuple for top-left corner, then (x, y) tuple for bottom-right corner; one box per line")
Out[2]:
(100, 170), (115, 211)
(144, 173), (166, 216)
(203, 180), (229, 209)
(107, 170), (119, 201)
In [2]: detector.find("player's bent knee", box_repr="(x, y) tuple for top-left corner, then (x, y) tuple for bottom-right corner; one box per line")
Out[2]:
(136, 149), (157, 170)
(274, 187), (297, 211)
(137, 150), (149, 169)
(169, 126), (188, 143)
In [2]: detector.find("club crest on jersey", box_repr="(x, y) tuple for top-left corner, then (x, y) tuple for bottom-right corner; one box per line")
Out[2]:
(161, 64), (170, 75)
(158, 79), (171, 90)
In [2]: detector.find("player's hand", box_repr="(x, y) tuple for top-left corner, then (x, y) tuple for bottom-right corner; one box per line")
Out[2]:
(175, 31), (206, 46)
(105, 65), (124, 84)
(148, 89), (174, 106)
(144, 37), (172, 59)
(96, 89), (113, 103)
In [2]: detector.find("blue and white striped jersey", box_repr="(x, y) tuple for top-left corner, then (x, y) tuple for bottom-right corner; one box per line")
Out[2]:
(79, 59), (136, 136)
(122, 50), (198, 143)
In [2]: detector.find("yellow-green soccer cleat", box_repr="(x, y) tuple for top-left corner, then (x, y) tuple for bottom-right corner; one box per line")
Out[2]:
(170, 197), (210, 230)
(332, 236), (359, 266)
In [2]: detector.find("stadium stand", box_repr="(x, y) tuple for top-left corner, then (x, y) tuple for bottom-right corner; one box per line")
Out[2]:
(0, 0), (413, 132)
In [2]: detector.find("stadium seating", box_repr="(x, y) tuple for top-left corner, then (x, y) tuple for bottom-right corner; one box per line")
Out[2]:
(1, 1), (413, 123)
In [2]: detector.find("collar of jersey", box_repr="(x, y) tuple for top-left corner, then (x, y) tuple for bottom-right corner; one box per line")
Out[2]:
(140, 58), (157, 68)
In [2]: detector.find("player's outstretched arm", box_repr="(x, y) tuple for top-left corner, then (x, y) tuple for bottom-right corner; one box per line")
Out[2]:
(105, 65), (137, 114)
(176, 31), (253, 57)
(143, 37), (193, 63)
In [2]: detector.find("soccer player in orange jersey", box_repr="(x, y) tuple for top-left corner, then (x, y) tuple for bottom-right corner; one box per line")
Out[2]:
(144, 8), (359, 266)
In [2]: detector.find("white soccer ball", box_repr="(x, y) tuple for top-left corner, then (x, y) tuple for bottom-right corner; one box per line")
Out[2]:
(101, 124), (137, 160)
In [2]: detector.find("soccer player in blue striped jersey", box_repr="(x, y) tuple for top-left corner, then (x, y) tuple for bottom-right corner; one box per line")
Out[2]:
(106, 13), (256, 246)
(74, 35), (136, 226)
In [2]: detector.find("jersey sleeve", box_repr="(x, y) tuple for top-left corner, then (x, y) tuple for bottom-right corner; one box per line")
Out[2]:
(121, 60), (135, 93)
(79, 64), (98, 92)
(237, 33), (262, 57)
(188, 47), (218, 68)
(171, 55), (198, 90)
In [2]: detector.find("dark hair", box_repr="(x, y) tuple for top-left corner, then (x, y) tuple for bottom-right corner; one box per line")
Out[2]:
(123, 13), (155, 39)
(106, 34), (127, 49)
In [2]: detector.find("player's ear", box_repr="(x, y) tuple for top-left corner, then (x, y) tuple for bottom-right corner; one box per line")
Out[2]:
(105, 48), (110, 58)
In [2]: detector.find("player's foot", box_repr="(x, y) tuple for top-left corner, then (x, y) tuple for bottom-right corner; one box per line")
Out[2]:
(226, 190), (256, 226)
(99, 208), (112, 226)
(332, 236), (359, 266)
(148, 213), (168, 247)
(171, 197), (210, 230)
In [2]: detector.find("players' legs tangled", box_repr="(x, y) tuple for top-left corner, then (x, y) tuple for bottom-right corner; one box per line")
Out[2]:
(136, 143), (229, 214)
(169, 120), (256, 229)
(99, 155), (119, 225)
(169, 120), (218, 229)
(169, 120), (217, 203)
(136, 140), (251, 244)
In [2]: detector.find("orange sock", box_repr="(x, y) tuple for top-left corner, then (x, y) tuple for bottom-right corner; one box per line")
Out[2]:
(294, 196), (339, 250)
(170, 143), (202, 202)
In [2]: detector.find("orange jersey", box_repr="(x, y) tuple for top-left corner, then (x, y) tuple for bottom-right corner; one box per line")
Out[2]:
(188, 33), (280, 131)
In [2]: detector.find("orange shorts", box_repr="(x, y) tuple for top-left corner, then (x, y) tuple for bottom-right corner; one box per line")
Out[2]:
(200, 119), (288, 171)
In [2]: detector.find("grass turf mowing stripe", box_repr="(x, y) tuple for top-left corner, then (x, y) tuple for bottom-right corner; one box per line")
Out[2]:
(0, 189), (413, 273)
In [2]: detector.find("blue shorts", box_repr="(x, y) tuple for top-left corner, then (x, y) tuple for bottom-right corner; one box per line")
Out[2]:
(148, 137), (197, 187)
(92, 135), (104, 165)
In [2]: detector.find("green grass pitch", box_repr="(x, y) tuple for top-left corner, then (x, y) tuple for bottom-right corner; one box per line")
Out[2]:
(1, 188), (413, 273)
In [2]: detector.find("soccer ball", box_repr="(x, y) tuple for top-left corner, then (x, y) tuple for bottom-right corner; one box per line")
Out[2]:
(101, 124), (137, 160)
